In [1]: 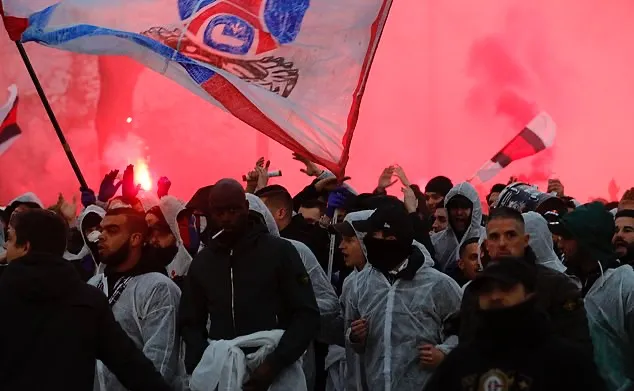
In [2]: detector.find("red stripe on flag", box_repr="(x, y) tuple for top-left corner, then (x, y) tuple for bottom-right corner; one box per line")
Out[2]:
(0, 95), (18, 133)
(340, 0), (393, 177)
(0, 2), (29, 41)
(493, 127), (546, 167)
(200, 75), (339, 175)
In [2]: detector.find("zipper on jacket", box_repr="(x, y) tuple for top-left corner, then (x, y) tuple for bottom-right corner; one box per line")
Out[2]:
(230, 249), (236, 336)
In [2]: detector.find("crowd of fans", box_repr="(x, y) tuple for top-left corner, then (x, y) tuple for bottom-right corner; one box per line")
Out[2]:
(1, 154), (633, 391)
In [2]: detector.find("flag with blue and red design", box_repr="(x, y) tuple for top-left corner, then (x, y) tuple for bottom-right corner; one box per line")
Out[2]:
(0, 85), (21, 157)
(0, 0), (393, 176)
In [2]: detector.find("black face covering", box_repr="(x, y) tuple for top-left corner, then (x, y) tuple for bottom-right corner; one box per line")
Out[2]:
(87, 241), (102, 265)
(363, 236), (412, 274)
(146, 245), (179, 268)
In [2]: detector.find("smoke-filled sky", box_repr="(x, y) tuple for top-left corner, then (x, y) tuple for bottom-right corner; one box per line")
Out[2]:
(1, 0), (634, 206)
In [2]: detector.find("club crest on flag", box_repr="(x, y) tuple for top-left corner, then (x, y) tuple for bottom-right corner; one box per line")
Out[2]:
(142, 0), (308, 97)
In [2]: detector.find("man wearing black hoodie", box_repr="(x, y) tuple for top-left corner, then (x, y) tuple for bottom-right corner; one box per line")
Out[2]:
(180, 179), (319, 391)
(426, 260), (605, 391)
(0, 209), (171, 391)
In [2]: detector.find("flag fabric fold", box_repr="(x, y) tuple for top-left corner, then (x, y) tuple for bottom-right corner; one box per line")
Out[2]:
(0, 84), (21, 156)
(472, 112), (557, 183)
(1, 0), (393, 176)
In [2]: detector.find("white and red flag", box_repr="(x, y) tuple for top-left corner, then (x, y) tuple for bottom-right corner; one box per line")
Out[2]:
(0, 84), (21, 156)
(471, 112), (557, 182)
(0, 0), (393, 177)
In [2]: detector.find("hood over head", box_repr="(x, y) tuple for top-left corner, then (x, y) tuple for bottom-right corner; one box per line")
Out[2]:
(432, 182), (486, 272)
(522, 212), (566, 273)
(156, 195), (192, 278)
(247, 194), (280, 236)
(64, 205), (106, 262)
(341, 210), (374, 261)
(4, 192), (44, 223)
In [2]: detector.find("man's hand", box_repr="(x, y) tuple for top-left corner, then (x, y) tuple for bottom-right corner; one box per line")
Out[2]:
(418, 344), (445, 369)
(98, 170), (121, 202)
(243, 360), (277, 391)
(255, 160), (271, 191)
(293, 153), (323, 177)
(59, 194), (78, 223)
(315, 176), (351, 193)
(157, 177), (171, 198)
(547, 178), (565, 197)
(350, 318), (368, 345)
(394, 165), (411, 187)
(402, 186), (418, 213)
(80, 187), (97, 208)
(121, 165), (141, 200)
(377, 166), (397, 191)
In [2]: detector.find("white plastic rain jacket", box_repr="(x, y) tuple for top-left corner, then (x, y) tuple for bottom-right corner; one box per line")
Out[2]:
(89, 272), (182, 391)
(336, 210), (374, 391)
(523, 212), (567, 273)
(247, 194), (340, 389)
(347, 231), (462, 391)
(64, 205), (106, 263)
(157, 196), (193, 279)
(431, 182), (486, 273)
(190, 329), (307, 391)
(585, 264), (634, 391)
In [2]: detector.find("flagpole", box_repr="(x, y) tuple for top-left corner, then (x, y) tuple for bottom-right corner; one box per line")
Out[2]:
(15, 42), (89, 189)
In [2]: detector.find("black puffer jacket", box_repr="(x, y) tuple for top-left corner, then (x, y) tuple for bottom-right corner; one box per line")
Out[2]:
(179, 219), (320, 374)
(0, 253), (171, 391)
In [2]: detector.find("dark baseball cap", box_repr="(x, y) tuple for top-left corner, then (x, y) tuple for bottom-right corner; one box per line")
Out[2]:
(333, 221), (358, 237)
(470, 259), (537, 294)
(353, 204), (414, 243)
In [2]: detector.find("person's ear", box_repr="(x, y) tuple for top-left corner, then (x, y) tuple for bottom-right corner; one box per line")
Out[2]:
(130, 233), (144, 248)
(523, 233), (530, 247)
(22, 241), (30, 254)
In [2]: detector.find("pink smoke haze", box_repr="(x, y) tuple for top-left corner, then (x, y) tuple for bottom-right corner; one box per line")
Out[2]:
(1, 0), (634, 206)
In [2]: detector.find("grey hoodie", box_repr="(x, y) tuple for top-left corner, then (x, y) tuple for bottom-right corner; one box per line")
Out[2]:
(523, 212), (567, 273)
(431, 182), (486, 273)
(157, 196), (192, 279)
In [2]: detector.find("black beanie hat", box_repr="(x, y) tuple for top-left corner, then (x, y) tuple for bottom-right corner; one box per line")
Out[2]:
(425, 176), (453, 196)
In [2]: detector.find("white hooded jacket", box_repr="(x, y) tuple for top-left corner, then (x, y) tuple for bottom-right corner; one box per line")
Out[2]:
(585, 264), (634, 391)
(64, 205), (106, 263)
(347, 213), (462, 391)
(431, 182), (486, 273)
(522, 212), (567, 273)
(156, 196), (193, 279)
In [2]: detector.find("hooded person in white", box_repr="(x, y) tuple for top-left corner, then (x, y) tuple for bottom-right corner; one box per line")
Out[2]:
(88, 208), (182, 391)
(64, 205), (106, 268)
(1, 192), (44, 261)
(431, 182), (486, 273)
(347, 204), (462, 391)
(333, 210), (374, 391)
(522, 212), (567, 273)
(247, 194), (340, 390)
(146, 196), (193, 279)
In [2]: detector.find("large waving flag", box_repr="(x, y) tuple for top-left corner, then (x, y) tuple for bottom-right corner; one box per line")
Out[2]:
(0, 0), (393, 176)
(0, 85), (21, 156)
(471, 112), (557, 182)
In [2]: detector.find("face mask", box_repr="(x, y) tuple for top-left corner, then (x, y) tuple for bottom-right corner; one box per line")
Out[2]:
(87, 230), (101, 243)
(147, 245), (179, 268)
(363, 236), (412, 274)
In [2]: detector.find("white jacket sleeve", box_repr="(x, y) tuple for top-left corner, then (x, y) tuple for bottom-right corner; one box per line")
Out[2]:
(433, 277), (463, 356)
(138, 279), (182, 384)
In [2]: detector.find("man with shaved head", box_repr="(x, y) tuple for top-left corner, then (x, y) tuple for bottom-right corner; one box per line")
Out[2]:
(180, 178), (320, 391)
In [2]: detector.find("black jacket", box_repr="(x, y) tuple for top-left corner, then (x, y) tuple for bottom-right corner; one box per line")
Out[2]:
(180, 220), (320, 374)
(0, 252), (171, 391)
(459, 248), (593, 358)
(426, 298), (605, 391)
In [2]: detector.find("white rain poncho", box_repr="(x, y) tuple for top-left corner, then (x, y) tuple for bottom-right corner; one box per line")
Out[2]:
(88, 272), (183, 391)
(337, 210), (374, 391)
(156, 195), (192, 278)
(585, 264), (634, 391)
(247, 194), (340, 389)
(431, 182), (486, 273)
(190, 330), (307, 391)
(347, 227), (462, 391)
(522, 212), (567, 273)
(64, 205), (106, 263)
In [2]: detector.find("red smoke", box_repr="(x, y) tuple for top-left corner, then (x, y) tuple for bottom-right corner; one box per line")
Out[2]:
(1, 0), (634, 206)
